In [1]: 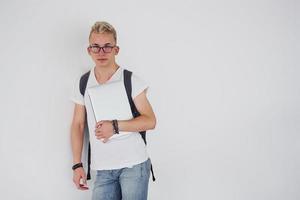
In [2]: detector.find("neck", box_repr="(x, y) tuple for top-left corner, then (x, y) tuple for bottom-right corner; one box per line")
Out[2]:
(94, 63), (119, 83)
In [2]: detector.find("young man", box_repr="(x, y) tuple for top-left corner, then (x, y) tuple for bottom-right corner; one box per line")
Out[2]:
(70, 21), (156, 200)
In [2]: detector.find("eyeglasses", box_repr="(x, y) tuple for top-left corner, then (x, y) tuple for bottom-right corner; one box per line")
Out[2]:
(88, 44), (116, 54)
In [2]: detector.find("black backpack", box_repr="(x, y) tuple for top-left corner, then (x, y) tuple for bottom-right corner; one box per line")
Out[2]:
(79, 69), (156, 181)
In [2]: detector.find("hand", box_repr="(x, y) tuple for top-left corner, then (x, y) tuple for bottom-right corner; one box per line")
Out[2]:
(95, 120), (114, 143)
(73, 167), (89, 190)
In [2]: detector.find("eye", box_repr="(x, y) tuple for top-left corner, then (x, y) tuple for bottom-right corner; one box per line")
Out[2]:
(103, 46), (113, 50)
(91, 46), (100, 52)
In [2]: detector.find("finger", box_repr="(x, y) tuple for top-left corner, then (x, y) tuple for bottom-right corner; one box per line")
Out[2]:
(80, 176), (87, 185)
(95, 126), (100, 132)
(79, 184), (89, 190)
(97, 135), (104, 140)
(82, 177), (87, 185)
(95, 128), (103, 134)
(94, 128), (100, 134)
(95, 121), (103, 128)
(95, 132), (103, 137)
(95, 133), (102, 138)
(98, 121), (105, 126)
(75, 181), (80, 189)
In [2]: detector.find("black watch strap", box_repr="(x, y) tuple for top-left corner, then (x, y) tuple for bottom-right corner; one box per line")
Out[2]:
(112, 120), (119, 134)
(72, 162), (83, 170)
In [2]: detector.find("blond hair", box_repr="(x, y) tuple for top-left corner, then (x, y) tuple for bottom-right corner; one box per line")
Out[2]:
(89, 21), (117, 43)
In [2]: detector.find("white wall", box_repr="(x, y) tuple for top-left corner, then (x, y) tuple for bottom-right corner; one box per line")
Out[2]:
(0, 0), (299, 199)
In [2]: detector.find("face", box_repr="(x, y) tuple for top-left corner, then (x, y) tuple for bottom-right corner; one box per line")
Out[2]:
(87, 32), (119, 68)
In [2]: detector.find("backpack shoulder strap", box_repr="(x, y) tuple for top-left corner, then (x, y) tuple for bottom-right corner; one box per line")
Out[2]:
(79, 71), (91, 96)
(123, 70), (140, 117)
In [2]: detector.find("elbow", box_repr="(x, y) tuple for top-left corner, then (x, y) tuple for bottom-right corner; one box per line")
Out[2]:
(148, 116), (156, 130)
(71, 121), (85, 134)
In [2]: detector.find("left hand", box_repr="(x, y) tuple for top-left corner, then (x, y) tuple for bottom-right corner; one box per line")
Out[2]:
(95, 120), (114, 143)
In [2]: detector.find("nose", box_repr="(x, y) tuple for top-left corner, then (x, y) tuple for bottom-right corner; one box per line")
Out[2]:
(98, 48), (106, 55)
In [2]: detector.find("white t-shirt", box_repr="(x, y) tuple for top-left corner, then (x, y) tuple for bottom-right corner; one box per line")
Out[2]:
(70, 66), (149, 170)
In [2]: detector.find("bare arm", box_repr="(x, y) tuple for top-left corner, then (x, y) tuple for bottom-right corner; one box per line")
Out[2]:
(70, 103), (88, 190)
(70, 103), (86, 164)
(118, 90), (156, 132)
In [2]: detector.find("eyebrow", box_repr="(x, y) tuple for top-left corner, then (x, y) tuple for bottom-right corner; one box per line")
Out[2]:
(91, 43), (113, 46)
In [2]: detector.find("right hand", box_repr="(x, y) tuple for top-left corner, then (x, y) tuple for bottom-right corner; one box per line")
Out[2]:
(73, 167), (89, 190)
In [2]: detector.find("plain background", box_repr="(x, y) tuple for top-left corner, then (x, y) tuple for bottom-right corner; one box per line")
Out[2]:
(0, 0), (299, 199)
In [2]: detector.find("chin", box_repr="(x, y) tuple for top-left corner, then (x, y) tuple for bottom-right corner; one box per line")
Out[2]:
(96, 62), (110, 68)
(96, 60), (108, 65)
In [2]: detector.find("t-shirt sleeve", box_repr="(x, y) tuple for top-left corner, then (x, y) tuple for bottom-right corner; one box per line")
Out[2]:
(131, 73), (149, 100)
(70, 76), (85, 105)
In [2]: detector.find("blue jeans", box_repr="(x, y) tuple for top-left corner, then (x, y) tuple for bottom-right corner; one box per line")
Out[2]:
(92, 158), (151, 200)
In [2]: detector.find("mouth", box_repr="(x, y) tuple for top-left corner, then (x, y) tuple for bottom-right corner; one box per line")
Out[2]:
(97, 58), (108, 61)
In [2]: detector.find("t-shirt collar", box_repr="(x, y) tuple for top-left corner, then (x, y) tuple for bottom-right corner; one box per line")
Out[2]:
(92, 66), (123, 85)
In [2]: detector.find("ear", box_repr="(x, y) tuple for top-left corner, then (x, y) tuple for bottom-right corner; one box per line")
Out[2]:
(87, 47), (91, 55)
(114, 46), (120, 55)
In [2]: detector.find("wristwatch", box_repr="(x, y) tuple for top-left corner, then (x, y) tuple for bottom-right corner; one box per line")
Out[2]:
(72, 162), (83, 170)
(112, 119), (119, 134)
